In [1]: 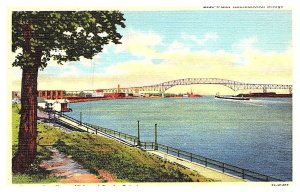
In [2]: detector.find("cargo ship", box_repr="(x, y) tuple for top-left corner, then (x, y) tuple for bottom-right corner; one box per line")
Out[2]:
(236, 92), (292, 98)
(215, 93), (250, 100)
(215, 95), (250, 100)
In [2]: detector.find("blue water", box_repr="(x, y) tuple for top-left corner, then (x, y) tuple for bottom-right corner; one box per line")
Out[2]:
(68, 97), (292, 181)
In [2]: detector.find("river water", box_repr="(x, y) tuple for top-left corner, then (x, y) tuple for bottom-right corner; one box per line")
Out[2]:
(68, 97), (292, 181)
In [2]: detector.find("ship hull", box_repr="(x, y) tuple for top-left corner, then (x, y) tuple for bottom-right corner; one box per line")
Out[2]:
(236, 92), (292, 98)
(215, 95), (250, 100)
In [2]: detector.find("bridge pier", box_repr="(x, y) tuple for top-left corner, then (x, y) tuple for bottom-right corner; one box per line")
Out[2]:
(263, 87), (267, 93)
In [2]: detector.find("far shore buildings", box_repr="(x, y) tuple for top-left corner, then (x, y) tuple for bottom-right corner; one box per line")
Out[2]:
(37, 90), (71, 112)
(11, 90), (71, 112)
(38, 90), (64, 100)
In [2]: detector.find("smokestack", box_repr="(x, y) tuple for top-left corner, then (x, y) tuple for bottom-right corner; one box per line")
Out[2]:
(118, 84), (120, 93)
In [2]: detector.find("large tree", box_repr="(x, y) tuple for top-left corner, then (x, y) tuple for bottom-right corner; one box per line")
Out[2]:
(12, 11), (125, 173)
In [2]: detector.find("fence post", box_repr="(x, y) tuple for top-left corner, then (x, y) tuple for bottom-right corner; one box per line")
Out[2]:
(222, 163), (225, 173)
(95, 129), (97, 134)
(137, 120), (141, 146)
(190, 153), (193, 162)
(154, 124), (158, 150)
(205, 158), (207, 167)
(167, 146), (169, 154)
(80, 112), (82, 125)
(177, 150), (179, 157)
(242, 169), (245, 179)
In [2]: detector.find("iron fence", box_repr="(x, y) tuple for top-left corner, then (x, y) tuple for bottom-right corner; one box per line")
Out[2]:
(47, 111), (282, 182)
(53, 112), (138, 146)
(139, 142), (281, 182)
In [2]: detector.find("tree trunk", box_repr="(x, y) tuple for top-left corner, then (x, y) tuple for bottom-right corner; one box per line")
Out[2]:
(12, 65), (39, 173)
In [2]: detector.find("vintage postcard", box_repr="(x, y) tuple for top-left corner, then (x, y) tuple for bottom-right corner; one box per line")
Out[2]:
(5, 1), (298, 191)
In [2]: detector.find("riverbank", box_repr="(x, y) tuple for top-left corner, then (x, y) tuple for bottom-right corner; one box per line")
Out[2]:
(149, 151), (245, 182)
(65, 96), (204, 103)
(65, 96), (138, 103)
(12, 105), (210, 183)
(67, 97), (292, 181)
(53, 112), (248, 182)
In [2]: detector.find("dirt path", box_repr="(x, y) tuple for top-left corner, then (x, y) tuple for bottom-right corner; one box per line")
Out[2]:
(40, 148), (101, 183)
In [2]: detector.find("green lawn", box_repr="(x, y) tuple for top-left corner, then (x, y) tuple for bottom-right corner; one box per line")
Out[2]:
(12, 104), (60, 184)
(12, 104), (20, 156)
(12, 104), (209, 183)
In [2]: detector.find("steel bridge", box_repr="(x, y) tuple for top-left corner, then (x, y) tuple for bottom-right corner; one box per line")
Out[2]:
(103, 78), (293, 94)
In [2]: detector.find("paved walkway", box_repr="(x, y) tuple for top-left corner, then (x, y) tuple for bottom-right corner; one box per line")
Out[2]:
(148, 150), (246, 182)
(42, 113), (245, 182)
(57, 116), (137, 146)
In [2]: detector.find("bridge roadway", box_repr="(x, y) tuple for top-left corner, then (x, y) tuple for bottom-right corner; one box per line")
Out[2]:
(96, 78), (293, 94)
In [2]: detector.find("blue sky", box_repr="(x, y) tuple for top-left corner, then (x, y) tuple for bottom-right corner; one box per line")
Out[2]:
(121, 10), (291, 52)
(12, 10), (293, 92)
(39, 10), (291, 76)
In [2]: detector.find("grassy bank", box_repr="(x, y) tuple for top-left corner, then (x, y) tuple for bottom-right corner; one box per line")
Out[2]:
(12, 104), (60, 184)
(12, 104), (209, 183)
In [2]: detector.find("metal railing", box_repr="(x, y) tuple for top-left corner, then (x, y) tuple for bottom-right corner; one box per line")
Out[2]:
(52, 112), (138, 146)
(55, 118), (86, 132)
(49, 111), (282, 182)
(86, 122), (138, 145)
(140, 142), (281, 182)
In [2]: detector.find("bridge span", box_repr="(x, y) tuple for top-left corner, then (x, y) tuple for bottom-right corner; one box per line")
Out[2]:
(103, 78), (293, 94)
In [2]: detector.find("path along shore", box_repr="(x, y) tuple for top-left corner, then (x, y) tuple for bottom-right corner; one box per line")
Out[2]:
(149, 151), (245, 182)
(38, 110), (246, 182)
(40, 148), (115, 183)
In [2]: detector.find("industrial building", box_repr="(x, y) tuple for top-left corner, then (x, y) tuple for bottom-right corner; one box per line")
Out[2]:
(38, 90), (64, 100)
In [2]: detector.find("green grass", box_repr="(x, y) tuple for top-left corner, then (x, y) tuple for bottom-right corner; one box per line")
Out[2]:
(12, 105), (60, 184)
(12, 104), (20, 156)
(12, 146), (60, 184)
(12, 105), (209, 183)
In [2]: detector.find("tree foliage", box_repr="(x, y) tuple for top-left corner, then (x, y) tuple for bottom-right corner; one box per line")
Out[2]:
(12, 11), (125, 173)
(12, 11), (126, 68)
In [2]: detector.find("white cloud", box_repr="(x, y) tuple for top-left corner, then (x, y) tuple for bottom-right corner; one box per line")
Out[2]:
(123, 29), (162, 46)
(115, 29), (163, 58)
(181, 32), (218, 46)
(232, 36), (258, 65)
(57, 65), (81, 77)
(166, 40), (190, 53)
(232, 36), (257, 51)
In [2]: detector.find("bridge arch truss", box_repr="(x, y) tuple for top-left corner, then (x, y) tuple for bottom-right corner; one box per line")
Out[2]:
(104, 78), (293, 94)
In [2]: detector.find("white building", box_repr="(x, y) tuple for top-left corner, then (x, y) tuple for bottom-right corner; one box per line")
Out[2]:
(38, 98), (71, 112)
(37, 97), (46, 108)
(92, 89), (105, 97)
